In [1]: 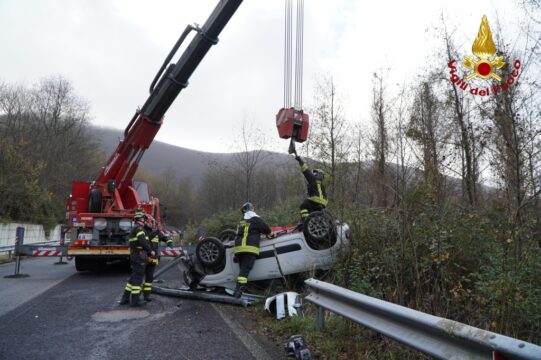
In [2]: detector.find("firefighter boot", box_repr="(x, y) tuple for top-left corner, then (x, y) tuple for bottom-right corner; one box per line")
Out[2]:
(234, 283), (246, 298)
(143, 291), (152, 302)
(119, 290), (130, 305)
(130, 293), (142, 307)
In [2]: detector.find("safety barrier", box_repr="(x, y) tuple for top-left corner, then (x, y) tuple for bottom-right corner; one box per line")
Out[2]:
(3, 226), (187, 278)
(304, 278), (541, 360)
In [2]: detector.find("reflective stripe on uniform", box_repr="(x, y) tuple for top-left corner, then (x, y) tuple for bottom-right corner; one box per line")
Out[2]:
(143, 282), (152, 291)
(241, 221), (249, 248)
(233, 245), (259, 254)
(125, 283), (132, 292)
(234, 220), (260, 254)
(130, 286), (141, 294)
(301, 163), (308, 172)
(237, 276), (248, 284)
(309, 181), (328, 206)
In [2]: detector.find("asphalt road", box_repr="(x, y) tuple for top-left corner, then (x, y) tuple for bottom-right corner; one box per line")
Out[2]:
(0, 257), (284, 360)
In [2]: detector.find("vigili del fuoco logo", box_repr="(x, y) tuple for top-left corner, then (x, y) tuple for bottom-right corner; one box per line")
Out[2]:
(447, 15), (521, 96)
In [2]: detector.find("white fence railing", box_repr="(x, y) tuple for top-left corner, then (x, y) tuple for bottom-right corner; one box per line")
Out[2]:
(0, 223), (63, 252)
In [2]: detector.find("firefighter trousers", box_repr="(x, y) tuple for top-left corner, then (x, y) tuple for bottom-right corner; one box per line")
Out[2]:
(299, 199), (324, 220)
(143, 262), (157, 300)
(236, 252), (256, 284)
(126, 251), (147, 306)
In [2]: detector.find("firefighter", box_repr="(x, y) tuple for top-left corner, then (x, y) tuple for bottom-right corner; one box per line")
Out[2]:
(119, 212), (155, 307)
(294, 155), (328, 223)
(142, 218), (173, 302)
(233, 202), (275, 298)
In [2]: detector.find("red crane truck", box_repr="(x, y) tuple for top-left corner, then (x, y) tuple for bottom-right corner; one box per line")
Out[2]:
(65, 0), (243, 271)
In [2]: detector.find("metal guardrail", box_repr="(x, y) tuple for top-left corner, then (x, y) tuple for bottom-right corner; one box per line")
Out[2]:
(0, 240), (60, 253)
(0, 244), (16, 253)
(304, 279), (541, 360)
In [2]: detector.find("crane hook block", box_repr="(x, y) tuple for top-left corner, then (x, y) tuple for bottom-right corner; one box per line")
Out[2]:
(276, 107), (309, 143)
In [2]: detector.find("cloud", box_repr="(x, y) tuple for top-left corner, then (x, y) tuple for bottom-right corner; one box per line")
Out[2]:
(0, 0), (526, 153)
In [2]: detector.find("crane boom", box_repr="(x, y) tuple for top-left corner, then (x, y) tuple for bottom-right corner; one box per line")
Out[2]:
(96, 0), (243, 196)
(65, 0), (243, 272)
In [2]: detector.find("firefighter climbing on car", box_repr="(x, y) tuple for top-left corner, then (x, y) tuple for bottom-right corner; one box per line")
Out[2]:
(293, 154), (328, 222)
(233, 202), (275, 298)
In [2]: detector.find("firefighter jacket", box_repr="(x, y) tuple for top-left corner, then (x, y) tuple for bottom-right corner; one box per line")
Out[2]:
(128, 225), (152, 255)
(234, 211), (272, 255)
(298, 159), (328, 207)
(148, 229), (172, 252)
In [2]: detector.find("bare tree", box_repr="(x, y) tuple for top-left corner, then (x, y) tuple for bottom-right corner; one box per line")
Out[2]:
(441, 22), (482, 206)
(370, 71), (390, 208)
(229, 117), (269, 202)
(407, 79), (446, 204)
(310, 74), (350, 203)
(0, 76), (100, 224)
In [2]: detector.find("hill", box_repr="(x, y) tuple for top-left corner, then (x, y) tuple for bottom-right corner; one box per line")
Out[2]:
(91, 126), (294, 184)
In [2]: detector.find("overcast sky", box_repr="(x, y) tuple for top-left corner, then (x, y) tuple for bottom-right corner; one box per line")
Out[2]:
(0, 0), (526, 153)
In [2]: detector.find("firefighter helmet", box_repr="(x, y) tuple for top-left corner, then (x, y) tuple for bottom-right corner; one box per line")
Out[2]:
(241, 202), (254, 213)
(312, 168), (325, 181)
(134, 211), (147, 225)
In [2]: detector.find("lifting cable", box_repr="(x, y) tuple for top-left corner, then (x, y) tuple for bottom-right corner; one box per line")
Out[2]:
(283, 0), (304, 111)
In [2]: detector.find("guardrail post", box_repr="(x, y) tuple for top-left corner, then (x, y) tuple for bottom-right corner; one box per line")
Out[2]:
(54, 225), (68, 265)
(316, 305), (325, 331)
(4, 226), (29, 278)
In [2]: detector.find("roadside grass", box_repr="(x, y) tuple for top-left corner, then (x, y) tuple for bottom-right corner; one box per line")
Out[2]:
(246, 299), (431, 360)
(0, 253), (14, 265)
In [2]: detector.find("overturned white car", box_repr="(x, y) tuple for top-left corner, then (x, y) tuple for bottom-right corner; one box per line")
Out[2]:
(183, 211), (350, 292)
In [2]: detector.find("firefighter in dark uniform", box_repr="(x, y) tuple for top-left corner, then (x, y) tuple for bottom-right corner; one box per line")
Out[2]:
(142, 218), (173, 302)
(233, 202), (274, 298)
(119, 212), (154, 307)
(294, 155), (328, 221)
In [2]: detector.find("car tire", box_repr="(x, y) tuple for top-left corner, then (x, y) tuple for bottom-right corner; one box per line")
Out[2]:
(303, 211), (337, 250)
(196, 237), (225, 269)
(218, 229), (237, 243)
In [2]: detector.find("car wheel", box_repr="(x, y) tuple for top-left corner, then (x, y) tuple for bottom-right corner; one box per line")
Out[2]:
(303, 211), (337, 250)
(196, 237), (225, 269)
(218, 229), (237, 243)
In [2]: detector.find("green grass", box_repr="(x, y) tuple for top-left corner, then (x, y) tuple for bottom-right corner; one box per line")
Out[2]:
(245, 300), (431, 359)
(0, 253), (14, 265)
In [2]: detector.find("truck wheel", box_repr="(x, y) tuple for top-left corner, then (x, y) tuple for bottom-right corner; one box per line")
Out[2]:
(75, 257), (89, 272)
(196, 237), (225, 269)
(87, 259), (106, 272)
(75, 257), (105, 272)
(218, 229), (237, 243)
(303, 211), (336, 250)
(88, 189), (102, 213)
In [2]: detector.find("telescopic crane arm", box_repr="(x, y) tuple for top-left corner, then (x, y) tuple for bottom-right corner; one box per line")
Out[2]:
(94, 0), (243, 210)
